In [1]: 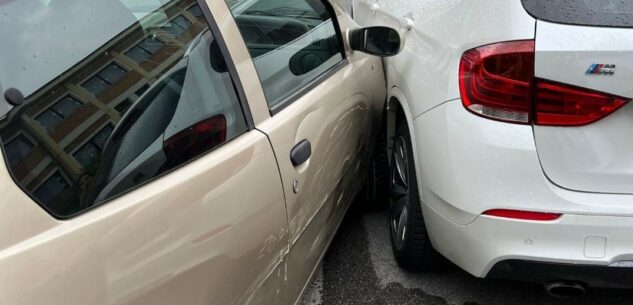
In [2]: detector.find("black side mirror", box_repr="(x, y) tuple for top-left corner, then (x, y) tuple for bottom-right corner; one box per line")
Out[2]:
(349, 26), (401, 57)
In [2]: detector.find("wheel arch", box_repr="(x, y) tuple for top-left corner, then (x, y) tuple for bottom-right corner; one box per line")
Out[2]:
(386, 87), (425, 201)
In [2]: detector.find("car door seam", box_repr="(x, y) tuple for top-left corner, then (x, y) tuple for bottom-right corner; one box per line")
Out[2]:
(255, 127), (292, 255)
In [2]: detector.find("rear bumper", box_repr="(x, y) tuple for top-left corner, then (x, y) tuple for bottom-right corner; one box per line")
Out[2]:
(412, 99), (633, 285)
(412, 99), (633, 225)
(422, 201), (633, 286)
(488, 260), (633, 289)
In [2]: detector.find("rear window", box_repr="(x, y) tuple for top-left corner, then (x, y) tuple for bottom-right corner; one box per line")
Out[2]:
(522, 0), (633, 28)
(0, 0), (248, 218)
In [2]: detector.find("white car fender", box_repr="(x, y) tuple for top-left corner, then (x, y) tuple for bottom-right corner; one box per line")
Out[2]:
(388, 86), (424, 201)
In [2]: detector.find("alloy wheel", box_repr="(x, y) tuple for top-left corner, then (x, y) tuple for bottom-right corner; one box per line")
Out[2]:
(391, 136), (410, 250)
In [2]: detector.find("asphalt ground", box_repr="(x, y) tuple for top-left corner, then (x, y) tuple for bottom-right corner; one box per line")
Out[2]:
(300, 204), (633, 305)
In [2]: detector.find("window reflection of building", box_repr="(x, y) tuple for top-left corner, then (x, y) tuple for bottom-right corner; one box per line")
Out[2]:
(0, 0), (206, 216)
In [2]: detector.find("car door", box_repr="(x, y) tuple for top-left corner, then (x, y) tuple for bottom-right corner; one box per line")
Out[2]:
(0, 1), (288, 304)
(219, 0), (389, 302)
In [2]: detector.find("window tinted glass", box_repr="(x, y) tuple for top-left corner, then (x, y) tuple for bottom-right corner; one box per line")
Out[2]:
(33, 172), (70, 206)
(35, 95), (84, 133)
(0, 0), (248, 218)
(226, 0), (344, 109)
(53, 96), (83, 117)
(522, 0), (633, 28)
(5, 135), (34, 167)
(36, 110), (64, 132)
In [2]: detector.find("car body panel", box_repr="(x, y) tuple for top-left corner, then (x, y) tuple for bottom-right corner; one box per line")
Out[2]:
(223, 3), (388, 302)
(353, 0), (537, 226)
(1, 0), (289, 304)
(352, 0), (537, 222)
(417, 100), (633, 277)
(353, 0), (536, 118)
(354, 0), (633, 283)
(533, 21), (633, 195)
(422, 193), (633, 279)
(0, 0), (389, 304)
(414, 100), (633, 225)
(0, 165), (58, 251)
(0, 130), (289, 305)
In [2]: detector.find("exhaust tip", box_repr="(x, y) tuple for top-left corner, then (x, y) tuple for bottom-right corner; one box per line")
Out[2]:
(544, 281), (586, 299)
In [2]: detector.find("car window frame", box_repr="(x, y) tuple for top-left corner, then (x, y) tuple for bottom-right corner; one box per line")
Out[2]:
(228, 0), (349, 116)
(198, 1), (255, 130)
(0, 0), (255, 220)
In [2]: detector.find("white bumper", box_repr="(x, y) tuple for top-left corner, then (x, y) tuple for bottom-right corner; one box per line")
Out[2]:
(412, 99), (633, 277)
(423, 202), (633, 277)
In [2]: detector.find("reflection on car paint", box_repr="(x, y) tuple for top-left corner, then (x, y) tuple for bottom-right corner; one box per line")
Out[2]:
(0, 0), (247, 217)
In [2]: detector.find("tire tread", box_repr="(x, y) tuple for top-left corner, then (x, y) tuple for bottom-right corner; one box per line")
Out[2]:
(390, 121), (444, 272)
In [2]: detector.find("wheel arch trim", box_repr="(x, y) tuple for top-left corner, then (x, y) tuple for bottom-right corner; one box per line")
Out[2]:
(387, 87), (425, 203)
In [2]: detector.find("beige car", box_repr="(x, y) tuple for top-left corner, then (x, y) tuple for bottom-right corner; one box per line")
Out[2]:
(0, 0), (399, 304)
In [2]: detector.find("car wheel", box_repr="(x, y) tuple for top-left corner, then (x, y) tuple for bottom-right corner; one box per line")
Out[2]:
(389, 120), (443, 272)
(364, 133), (390, 211)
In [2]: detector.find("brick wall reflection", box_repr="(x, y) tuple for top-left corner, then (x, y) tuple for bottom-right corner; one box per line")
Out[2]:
(0, 0), (206, 215)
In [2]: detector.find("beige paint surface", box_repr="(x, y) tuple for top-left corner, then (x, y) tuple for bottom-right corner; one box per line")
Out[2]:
(0, 1), (388, 305)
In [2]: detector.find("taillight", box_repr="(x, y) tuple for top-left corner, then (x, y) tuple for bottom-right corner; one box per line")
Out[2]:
(459, 40), (534, 124)
(483, 209), (561, 221)
(535, 79), (628, 126)
(459, 40), (631, 126)
(163, 114), (227, 167)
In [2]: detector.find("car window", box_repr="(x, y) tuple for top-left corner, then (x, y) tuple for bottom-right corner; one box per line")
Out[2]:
(225, 0), (344, 110)
(0, 0), (248, 218)
(522, 0), (633, 28)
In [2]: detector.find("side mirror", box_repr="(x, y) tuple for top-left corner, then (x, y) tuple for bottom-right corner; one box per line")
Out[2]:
(349, 26), (401, 57)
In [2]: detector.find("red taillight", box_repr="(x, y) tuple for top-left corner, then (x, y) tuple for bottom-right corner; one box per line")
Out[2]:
(163, 114), (227, 165)
(535, 79), (628, 126)
(483, 209), (561, 221)
(459, 40), (534, 124)
(459, 40), (631, 126)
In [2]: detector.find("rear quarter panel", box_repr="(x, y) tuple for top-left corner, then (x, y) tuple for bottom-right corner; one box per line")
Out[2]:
(354, 0), (536, 117)
(352, 0), (536, 223)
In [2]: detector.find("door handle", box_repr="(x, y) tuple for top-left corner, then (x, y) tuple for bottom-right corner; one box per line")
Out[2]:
(290, 140), (311, 167)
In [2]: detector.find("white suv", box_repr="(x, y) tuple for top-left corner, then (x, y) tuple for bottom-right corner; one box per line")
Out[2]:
(354, 0), (633, 296)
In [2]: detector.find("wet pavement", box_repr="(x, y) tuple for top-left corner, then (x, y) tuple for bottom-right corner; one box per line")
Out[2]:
(300, 205), (633, 305)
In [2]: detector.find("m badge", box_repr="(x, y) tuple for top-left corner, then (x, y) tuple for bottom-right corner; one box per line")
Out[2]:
(586, 64), (616, 75)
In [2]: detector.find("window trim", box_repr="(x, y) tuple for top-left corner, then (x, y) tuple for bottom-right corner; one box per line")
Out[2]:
(324, 0), (348, 61)
(198, 0), (255, 130)
(227, 0), (349, 115)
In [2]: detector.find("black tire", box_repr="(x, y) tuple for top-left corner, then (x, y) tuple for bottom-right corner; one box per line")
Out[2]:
(389, 120), (443, 272)
(363, 130), (391, 212)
